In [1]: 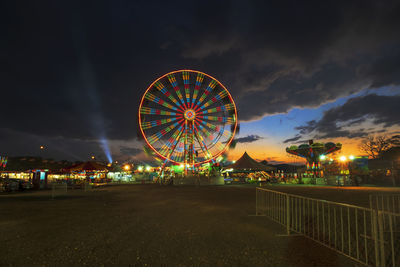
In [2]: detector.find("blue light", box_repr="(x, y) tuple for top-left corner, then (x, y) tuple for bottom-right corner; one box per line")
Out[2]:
(100, 137), (112, 163)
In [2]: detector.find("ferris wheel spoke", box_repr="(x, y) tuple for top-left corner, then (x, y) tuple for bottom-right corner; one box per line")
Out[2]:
(195, 118), (217, 133)
(199, 103), (235, 115)
(144, 91), (178, 111)
(198, 89), (229, 110)
(167, 74), (187, 109)
(159, 125), (184, 158)
(195, 80), (218, 108)
(153, 81), (182, 110)
(197, 115), (234, 124)
(147, 121), (181, 145)
(194, 120), (227, 151)
(193, 125), (212, 160)
(172, 138), (185, 162)
(191, 72), (205, 108)
(141, 117), (178, 130)
(140, 107), (179, 116)
(182, 71), (192, 107)
(194, 119), (221, 149)
(207, 125), (226, 147)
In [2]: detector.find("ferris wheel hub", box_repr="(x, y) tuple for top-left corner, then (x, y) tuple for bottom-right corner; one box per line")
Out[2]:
(184, 109), (196, 121)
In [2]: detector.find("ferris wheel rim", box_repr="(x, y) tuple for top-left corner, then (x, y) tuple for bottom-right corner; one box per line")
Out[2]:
(138, 69), (238, 165)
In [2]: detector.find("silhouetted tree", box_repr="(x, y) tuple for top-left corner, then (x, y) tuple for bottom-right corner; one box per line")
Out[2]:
(359, 135), (400, 158)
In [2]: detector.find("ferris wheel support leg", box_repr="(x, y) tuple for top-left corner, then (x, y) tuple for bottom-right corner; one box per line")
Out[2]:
(193, 126), (212, 162)
(191, 121), (195, 174)
(184, 120), (188, 176)
(160, 159), (169, 184)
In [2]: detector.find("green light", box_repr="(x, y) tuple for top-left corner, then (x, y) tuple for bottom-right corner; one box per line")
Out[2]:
(349, 155), (355, 160)
(319, 155), (326, 160)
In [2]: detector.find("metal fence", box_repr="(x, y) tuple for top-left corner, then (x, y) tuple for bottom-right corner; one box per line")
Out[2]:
(51, 182), (68, 199)
(256, 188), (400, 266)
(51, 181), (92, 199)
(370, 194), (400, 266)
(370, 194), (400, 214)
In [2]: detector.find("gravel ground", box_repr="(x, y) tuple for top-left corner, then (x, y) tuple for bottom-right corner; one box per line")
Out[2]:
(0, 184), (360, 266)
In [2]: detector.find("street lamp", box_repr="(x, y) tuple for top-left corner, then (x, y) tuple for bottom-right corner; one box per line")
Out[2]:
(124, 165), (131, 171)
(349, 155), (355, 160)
(339, 156), (347, 162)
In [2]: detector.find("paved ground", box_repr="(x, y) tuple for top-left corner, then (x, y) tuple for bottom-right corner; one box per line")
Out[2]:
(0, 184), (381, 266)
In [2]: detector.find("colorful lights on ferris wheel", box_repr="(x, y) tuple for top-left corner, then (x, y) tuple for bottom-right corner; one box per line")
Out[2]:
(138, 70), (238, 169)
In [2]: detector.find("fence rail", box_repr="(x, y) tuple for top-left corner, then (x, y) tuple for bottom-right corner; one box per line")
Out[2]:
(256, 188), (400, 266)
(51, 181), (92, 199)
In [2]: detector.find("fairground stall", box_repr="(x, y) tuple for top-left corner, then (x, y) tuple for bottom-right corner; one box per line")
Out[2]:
(60, 161), (110, 186)
(222, 152), (276, 183)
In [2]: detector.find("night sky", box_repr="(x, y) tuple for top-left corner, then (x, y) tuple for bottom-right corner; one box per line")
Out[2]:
(2, 1), (400, 164)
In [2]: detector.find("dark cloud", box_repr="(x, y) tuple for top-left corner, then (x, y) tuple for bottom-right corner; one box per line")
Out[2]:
(2, 0), (400, 158)
(119, 146), (142, 156)
(283, 135), (302, 144)
(0, 128), (104, 161)
(289, 94), (400, 140)
(235, 135), (263, 143)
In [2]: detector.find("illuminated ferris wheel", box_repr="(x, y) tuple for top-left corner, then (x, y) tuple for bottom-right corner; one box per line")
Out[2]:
(138, 70), (238, 172)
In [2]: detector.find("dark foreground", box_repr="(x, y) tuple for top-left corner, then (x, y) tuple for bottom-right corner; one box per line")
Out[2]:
(1, 185), (363, 266)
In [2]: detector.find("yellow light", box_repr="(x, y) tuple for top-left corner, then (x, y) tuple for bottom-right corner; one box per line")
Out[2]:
(138, 166), (143, 172)
(40, 145), (45, 150)
(339, 156), (347, 162)
(124, 165), (131, 171)
(146, 166), (151, 171)
(91, 156), (95, 160)
(232, 160), (236, 163)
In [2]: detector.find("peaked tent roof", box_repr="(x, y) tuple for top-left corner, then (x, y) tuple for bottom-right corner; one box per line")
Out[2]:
(65, 161), (109, 172)
(226, 152), (276, 171)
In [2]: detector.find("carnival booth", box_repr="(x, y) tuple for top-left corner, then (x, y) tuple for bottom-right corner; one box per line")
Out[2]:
(62, 161), (109, 185)
(223, 152), (276, 183)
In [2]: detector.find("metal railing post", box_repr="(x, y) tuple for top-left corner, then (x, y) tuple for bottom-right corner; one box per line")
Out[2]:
(286, 194), (290, 235)
(355, 208), (359, 260)
(364, 210), (368, 265)
(372, 210), (380, 267)
(256, 188), (258, 215)
(378, 211), (385, 267)
(388, 213), (395, 267)
(52, 183), (55, 199)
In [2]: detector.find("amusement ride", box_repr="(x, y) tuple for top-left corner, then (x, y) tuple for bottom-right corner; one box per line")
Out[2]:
(286, 140), (342, 177)
(138, 70), (238, 175)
